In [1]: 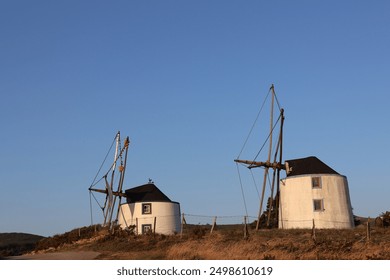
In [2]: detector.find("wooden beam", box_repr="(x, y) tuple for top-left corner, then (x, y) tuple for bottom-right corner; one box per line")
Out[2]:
(234, 159), (286, 170)
(89, 187), (127, 197)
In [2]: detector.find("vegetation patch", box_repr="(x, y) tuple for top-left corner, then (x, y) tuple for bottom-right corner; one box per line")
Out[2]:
(0, 233), (45, 257)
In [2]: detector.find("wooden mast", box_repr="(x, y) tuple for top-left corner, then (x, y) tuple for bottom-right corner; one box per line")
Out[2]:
(256, 90), (274, 230)
(113, 136), (130, 226)
(234, 84), (285, 229)
(88, 132), (130, 229)
(103, 132), (120, 226)
(275, 109), (284, 228)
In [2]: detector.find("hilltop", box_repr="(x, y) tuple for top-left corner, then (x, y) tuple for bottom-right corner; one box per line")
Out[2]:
(0, 232), (45, 258)
(5, 223), (390, 260)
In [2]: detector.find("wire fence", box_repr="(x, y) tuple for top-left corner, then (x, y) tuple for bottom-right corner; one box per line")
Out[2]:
(183, 214), (258, 226)
(113, 213), (390, 244)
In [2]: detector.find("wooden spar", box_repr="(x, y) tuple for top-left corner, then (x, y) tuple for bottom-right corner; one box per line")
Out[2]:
(88, 187), (127, 197)
(267, 161), (278, 227)
(105, 132), (120, 225)
(275, 109), (284, 228)
(88, 131), (131, 230)
(256, 88), (274, 231)
(234, 159), (286, 170)
(103, 175), (114, 226)
(113, 137), (130, 225)
(266, 108), (285, 227)
(234, 85), (285, 230)
(101, 133), (120, 226)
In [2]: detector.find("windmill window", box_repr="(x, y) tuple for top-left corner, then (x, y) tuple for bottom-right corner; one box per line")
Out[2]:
(312, 177), (322, 188)
(142, 224), (152, 234)
(313, 199), (324, 211)
(142, 203), (152, 215)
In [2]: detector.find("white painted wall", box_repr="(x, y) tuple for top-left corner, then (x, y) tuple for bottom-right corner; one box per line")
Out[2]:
(118, 201), (181, 235)
(279, 174), (354, 229)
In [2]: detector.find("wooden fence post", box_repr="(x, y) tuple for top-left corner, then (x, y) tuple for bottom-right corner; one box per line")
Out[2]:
(180, 213), (185, 238)
(366, 217), (371, 242)
(210, 216), (217, 234)
(244, 216), (249, 239)
(136, 218), (138, 235)
(311, 219), (316, 242)
(153, 216), (157, 237)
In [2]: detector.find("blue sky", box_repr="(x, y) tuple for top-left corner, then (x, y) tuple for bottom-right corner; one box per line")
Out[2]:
(1, 1), (389, 236)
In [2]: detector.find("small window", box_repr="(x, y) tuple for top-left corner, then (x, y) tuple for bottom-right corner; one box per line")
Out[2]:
(142, 224), (152, 234)
(142, 203), (152, 214)
(312, 177), (321, 188)
(313, 199), (324, 211)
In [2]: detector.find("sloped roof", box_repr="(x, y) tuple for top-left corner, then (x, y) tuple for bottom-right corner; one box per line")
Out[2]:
(125, 183), (172, 203)
(285, 156), (340, 177)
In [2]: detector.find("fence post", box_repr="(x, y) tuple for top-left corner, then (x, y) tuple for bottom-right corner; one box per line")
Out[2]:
(136, 218), (138, 235)
(244, 216), (249, 239)
(210, 216), (217, 234)
(153, 216), (157, 237)
(180, 213), (185, 238)
(311, 219), (316, 242)
(111, 222), (115, 235)
(366, 217), (371, 243)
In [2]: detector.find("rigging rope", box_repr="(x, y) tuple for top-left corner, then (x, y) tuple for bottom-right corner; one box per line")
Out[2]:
(236, 88), (272, 159)
(100, 142), (128, 181)
(90, 189), (105, 211)
(234, 85), (283, 222)
(236, 163), (249, 217)
(89, 134), (117, 188)
(274, 93), (282, 111)
(249, 169), (261, 200)
(251, 113), (282, 163)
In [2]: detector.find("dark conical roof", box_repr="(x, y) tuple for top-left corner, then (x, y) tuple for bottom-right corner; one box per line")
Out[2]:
(285, 156), (340, 177)
(125, 183), (172, 203)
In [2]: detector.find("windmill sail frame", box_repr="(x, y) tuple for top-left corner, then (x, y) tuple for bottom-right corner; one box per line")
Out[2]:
(235, 85), (286, 230)
(88, 131), (130, 229)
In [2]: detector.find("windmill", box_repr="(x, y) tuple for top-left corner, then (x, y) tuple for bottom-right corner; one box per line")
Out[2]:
(235, 85), (286, 230)
(88, 131), (130, 229)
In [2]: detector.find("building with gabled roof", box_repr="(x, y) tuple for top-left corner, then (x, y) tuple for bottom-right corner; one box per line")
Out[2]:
(279, 156), (354, 229)
(118, 183), (181, 235)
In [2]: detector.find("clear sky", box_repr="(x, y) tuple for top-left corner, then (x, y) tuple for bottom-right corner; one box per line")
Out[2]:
(1, 1), (389, 237)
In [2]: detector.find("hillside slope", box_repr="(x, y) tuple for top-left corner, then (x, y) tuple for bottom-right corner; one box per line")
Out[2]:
(0, 232), (45, 257)
(17, 225), (390, 260)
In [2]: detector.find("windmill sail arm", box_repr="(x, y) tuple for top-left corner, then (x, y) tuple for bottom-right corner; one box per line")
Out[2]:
(89, 187), (127, 197)
(234, 159), (286, 170)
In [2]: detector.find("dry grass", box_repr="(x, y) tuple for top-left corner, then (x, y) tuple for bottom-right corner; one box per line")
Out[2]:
(26, 224), (390, 260)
